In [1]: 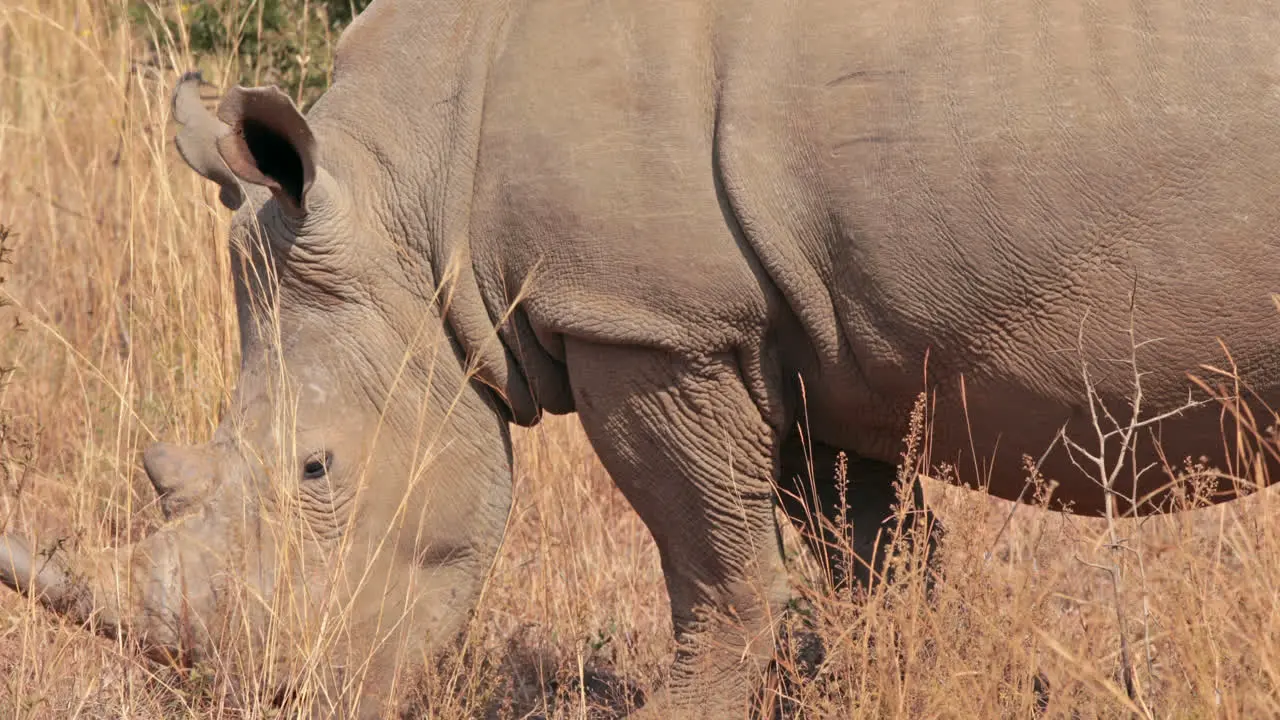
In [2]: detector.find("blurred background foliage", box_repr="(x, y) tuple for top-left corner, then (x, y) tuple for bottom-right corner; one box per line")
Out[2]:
(128, 0), (373, 108)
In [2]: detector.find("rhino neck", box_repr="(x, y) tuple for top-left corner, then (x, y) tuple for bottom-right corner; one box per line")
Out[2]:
(305, 0), (543, 426)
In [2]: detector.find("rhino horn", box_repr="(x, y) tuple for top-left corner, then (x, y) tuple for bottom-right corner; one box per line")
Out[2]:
(172, 71), (245, 211)
(143, 442), (215, 519)
(0, 534), (123, 638)
(0, 531), (199, 663)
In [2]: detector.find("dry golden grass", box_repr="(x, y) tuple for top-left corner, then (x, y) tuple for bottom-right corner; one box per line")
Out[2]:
(4, 1), (1280, 718)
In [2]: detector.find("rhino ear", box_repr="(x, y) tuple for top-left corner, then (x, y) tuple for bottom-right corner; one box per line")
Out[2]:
(214, 84), (318, 218)
(172, 71), (245, 211)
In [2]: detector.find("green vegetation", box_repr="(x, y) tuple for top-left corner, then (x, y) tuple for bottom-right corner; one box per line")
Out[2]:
(129, 0), (372, 106)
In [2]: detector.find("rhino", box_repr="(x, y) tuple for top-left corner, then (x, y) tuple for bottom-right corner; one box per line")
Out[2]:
(6, 0), (1280, 716)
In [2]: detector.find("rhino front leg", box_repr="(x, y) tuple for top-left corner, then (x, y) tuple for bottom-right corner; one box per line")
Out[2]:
(566, 340), (790, 719)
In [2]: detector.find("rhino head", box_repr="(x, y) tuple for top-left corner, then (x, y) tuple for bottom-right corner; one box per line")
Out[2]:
(0, 73), (516, 713)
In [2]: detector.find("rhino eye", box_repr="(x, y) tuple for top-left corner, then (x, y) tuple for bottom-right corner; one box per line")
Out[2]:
(302, 452), (331, 481)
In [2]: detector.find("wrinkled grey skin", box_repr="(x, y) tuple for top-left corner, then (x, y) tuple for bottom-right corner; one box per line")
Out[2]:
(7, 0), (1280, 717)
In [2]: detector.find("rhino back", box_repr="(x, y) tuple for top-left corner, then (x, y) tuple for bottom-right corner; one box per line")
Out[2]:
(709, 0), (1280, 503)
(469, 0), (1280, 511)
